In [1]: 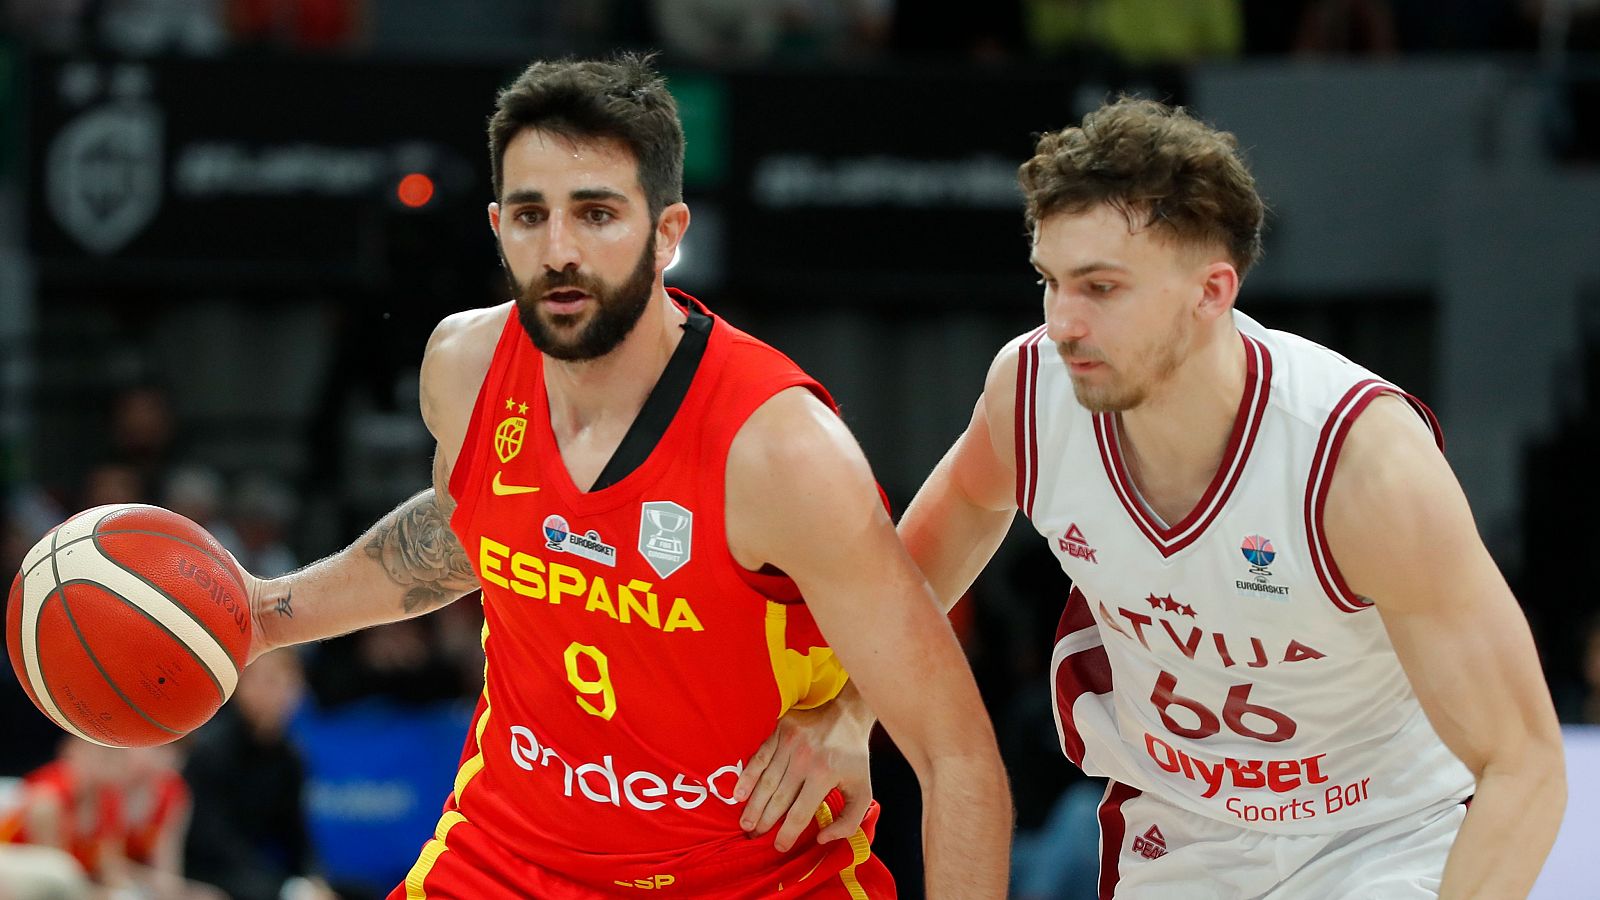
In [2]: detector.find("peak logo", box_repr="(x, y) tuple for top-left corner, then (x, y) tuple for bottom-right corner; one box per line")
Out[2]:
(1131, 824), (1168, 860)
(1058, 523), (1099, 564)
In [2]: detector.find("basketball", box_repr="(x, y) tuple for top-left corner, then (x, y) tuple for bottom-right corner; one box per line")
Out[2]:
(5, 503), (252, 748)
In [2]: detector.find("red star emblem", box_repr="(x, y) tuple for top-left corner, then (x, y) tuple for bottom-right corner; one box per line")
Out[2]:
(1146, 594), (1165, 610)
(1180, 604), (1197, 618)
(1161, 596), (1182, 614)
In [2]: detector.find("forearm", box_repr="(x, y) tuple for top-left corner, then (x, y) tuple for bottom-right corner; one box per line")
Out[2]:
(823, 680), (876, 730)
(920, 747), (1014, 897)
(250, 488), (477, 657)
(1439, 763), (1565, 899)
(899, 471), (1012, 614)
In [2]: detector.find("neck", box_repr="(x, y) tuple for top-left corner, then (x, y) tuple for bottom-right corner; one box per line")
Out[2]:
(543, 286), (686, 433)
(1118, 320), (1247, 489)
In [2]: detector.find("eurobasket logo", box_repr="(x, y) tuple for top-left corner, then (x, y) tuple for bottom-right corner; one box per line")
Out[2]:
(541, 514), (618, 567)
(1237, 534), (1290, 600)
(544, 515), (570, 551)
(1240, 535), (1275, 574)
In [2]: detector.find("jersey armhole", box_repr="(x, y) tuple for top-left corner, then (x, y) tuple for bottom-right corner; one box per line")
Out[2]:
(446, 307), (524, 529)
(1014, 326), (1049, 520)
(722, 376), (838, 603)
(1304, 381), (1444, 613)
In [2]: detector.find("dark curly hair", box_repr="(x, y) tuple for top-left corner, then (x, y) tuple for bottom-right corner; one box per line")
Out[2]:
(1018, 98), (1265, 276)
(488, 53), (684, 222)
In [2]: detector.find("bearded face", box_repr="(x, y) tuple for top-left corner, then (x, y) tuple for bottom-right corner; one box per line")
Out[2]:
(509, 230), (657, 362)
(1057, 302), (1189, 413)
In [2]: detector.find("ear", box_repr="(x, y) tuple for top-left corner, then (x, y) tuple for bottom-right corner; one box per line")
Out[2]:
(488, 201), (502, 237)
(1196, 260), (1240, 323)
(654, 202), (691, 273)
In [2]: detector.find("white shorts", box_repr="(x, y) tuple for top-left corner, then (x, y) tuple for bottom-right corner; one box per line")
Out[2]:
(1097, 781), (1467, 899)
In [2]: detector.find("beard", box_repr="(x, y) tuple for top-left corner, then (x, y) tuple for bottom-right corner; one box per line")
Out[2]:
(509, 234), (658, 361)
(1059, 313), (1188, 413)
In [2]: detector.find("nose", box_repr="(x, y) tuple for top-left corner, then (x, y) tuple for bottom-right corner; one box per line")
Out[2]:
(544, 214), (582, 273)
(1044, 292), (1090, 345)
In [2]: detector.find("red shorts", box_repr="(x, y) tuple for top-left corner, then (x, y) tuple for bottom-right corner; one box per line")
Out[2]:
(388, 798), (896, 899)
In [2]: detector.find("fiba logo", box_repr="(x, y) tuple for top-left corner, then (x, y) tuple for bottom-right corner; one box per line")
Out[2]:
(639, 501), (693, 579)
(495, 416), (527, 463)
(543, 515), (570, 551)
(1240, 535), (1275, 575)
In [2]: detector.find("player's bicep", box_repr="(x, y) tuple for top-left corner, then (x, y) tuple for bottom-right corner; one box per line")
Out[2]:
(1325, 400), (1559, 775)
(431, 445), (457, 515)
(947, 389), (1019, 514)
(961, 341), (1025, 510)
(729, 393), (982, 762)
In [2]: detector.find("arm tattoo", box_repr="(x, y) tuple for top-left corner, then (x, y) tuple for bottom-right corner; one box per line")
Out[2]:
(274, 592), (294, 618)
(364, 489), (477, 614)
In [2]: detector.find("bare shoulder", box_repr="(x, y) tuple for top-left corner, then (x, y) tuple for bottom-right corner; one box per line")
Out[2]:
(728, 386), (866, 483)
(1325, 393), (1445, 507)
(420, 302), (513, 447)
(725, 386), (878, 569)
(1323, 393), (1467, 603)
(981, 330), (1036, 431)
(958, 328), (1043, 482)
(988, 329), (1037, 389)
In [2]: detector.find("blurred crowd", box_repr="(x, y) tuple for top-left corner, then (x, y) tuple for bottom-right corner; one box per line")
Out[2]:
(1, 0), (1596, 65)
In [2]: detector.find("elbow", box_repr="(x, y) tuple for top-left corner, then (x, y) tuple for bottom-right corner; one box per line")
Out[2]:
(1477, 729), (1567, 800)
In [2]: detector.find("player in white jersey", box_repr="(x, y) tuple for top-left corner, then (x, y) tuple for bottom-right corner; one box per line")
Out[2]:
(896, 98), (1566, 898)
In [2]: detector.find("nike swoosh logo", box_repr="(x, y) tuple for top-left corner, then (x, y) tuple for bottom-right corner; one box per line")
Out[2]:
(491, 472), (540, 496)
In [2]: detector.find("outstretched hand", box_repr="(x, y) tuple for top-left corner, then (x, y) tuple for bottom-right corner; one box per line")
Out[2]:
(733, 689), (875, 853)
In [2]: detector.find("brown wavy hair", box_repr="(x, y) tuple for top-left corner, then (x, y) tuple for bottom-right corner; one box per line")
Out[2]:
(1018, 98), (1265, 276)
(489, 53), (684, 222)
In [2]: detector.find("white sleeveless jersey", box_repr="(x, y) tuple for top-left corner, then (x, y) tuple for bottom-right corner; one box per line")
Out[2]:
(1017, 311), (1475, 835)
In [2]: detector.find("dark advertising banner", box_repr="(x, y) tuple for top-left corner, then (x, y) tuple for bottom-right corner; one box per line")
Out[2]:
(26, 54), (1184, 299)
(723, 66), (1187, 303)
(27, 55), (508, 281)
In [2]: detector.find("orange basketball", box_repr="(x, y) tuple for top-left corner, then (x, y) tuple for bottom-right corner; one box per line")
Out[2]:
(5, 503), (252, 748)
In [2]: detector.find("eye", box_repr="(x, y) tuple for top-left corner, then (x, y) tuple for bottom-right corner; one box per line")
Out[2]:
(515, 208), (545, 226)
(583, 207), (615, 224)
(1088, 282), (1116, 295)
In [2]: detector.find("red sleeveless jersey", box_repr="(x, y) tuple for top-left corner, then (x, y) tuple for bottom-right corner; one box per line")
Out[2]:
(1, 761), (123, 876)
(123, 771), (188, 865)
(402, 291), (891, 898)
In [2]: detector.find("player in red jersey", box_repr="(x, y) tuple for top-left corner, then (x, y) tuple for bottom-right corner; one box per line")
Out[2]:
(232, 54), (1011, 897)
(1, 739), (127, 885)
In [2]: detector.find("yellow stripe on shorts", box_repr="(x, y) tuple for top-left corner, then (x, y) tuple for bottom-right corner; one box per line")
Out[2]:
(404, 810), (467, 900)
(813, 802), (872, 900)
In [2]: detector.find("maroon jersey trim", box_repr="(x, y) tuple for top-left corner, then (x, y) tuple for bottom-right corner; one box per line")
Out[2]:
(1097, 781), (1142, 900)
(1304, 380), (1445, 613)
(1052, 587), (1112, 768)
(1014, 326), (1048, 518)
(1094, 333), (1273, 558)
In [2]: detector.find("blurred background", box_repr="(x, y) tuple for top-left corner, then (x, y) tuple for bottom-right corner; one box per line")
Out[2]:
(1, 1), (1598, 898)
